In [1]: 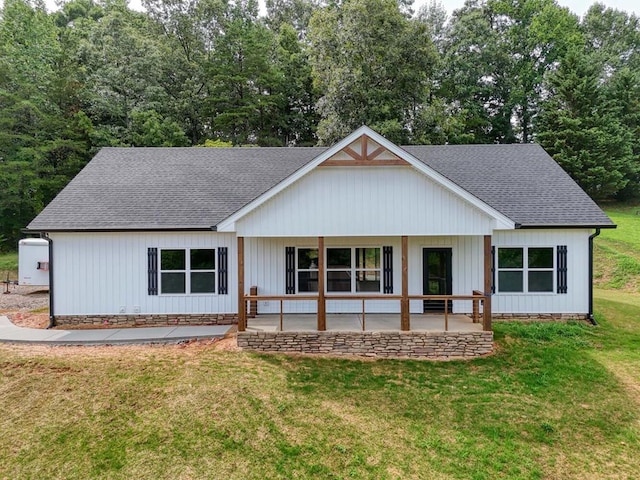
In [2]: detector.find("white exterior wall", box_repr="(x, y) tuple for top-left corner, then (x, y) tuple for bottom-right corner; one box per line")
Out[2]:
(236, 167), (496, 237)
(408, 236), (484, 314)
(492, 229), (591, 314)
(49, 229), (591, 317)
(245, 235), (486, 315)
(50, 232), (237, 316)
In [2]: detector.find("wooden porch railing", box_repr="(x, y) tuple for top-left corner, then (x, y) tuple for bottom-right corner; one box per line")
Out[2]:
(241, 292), (490, 332)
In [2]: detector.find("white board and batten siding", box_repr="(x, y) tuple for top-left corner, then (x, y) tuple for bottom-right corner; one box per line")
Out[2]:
(246, 236), (404, 314)
(492, 229), (591, 314)
(408, 236), (484, 314)
(49, 232), (237, 316)
(246, 235), (486, 315)
(235, 167), (498, 237)
(49, 229), (591, 317)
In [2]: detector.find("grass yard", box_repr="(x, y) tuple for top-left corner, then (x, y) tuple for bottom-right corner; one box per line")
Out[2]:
(0, 251), (18, 282)
(1, 292), (639, 479)
(0, 203), (638, 479)
(594, 203), (640, 292)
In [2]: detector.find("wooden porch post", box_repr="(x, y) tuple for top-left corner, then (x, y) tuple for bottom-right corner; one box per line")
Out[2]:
(401, 235), (410, 331)
(237, 236), (246, 332)
(317, 236), (326, 331)
(483, 235), (492, 331)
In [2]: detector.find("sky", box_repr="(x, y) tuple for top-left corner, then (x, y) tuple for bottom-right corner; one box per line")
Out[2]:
(30, 0), (640, 18)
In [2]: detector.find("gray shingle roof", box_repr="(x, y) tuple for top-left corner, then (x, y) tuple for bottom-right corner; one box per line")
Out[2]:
(27, 147), (327, 230)
(404, 144), (613, 227)
(27, 143), (613, 231)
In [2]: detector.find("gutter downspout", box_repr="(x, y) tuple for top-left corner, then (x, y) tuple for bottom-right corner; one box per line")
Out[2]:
(41, 233), (55, 329)
(588, 228), (601, 325)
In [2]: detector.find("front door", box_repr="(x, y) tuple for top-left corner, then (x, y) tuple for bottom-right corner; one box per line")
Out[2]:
(423, 248), (452, 313)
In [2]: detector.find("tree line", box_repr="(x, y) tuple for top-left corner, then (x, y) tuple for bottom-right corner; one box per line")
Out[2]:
(1, 0), (639, 248)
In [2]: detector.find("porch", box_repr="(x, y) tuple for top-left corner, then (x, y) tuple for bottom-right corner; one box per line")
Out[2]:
(236, 235), (494, 333)
(236, 293), (494, 358)
(235, 235), (494, 357)
(245, 312), (484, 333)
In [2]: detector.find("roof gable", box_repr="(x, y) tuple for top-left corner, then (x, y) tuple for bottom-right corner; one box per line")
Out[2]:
(320, 133), (408, 166)
(217, 126), (515, 232)
(26, 127), (614, 232)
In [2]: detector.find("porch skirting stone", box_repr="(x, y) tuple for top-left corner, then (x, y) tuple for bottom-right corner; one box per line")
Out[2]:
(237, 330), (494, 358)
(55, 314), (238, 327)
(493, 313), (588, 321)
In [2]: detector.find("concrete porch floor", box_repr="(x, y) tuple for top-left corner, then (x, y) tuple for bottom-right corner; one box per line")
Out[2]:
(245, 313), (484, 332)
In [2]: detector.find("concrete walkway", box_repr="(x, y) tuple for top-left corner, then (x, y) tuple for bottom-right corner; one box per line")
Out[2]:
(0, 316), (231, 346)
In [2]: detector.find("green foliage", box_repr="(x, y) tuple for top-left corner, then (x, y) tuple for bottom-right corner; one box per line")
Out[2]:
(199, 139), (234, 147)
(308, 0), (438, 144)
(536, 48), (634, 199)
(0, 0), (639, 243)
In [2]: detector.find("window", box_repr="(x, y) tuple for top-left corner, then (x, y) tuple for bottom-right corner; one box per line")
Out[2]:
(497, 247), (553, 293)
(327, 247), (381, 293)
(297, 248), (318, 292)
(160, 248), (215, 294)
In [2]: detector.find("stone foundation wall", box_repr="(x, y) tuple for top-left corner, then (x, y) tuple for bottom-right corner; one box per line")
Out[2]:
(237, 331), (493, 358)
(493, 313), (588, 321)
(55, 314), (238, 327)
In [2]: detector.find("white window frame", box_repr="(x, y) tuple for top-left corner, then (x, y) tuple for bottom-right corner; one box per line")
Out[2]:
(497, 246), (555, 294)
(325, 246), (382, 294)
(159, 248), (216, 295)
(296, 247), (319, 293)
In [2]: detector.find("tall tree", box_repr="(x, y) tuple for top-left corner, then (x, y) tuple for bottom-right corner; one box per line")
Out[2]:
(308, 0), (438, 144)
(441, 0), (581, 144)
(265, 0), (319, 40)
(536, 48), (634, 199)
(143, 0), (226, 144)
(605, 67), (640, 199)
(0, 0), (90, 246)
(205, 0), (286, 145)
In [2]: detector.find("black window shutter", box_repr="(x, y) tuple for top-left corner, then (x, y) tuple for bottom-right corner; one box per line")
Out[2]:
(557, 245), (568, 294)
(285, 247), (295, 294)
(218, 247), (228, 294)
(491, 246), (496, 294)
(383, 246), (393, 293)
(148, 247), (158, 295)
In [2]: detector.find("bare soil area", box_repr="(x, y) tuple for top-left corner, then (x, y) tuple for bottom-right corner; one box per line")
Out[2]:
(0, 284), (49, 329)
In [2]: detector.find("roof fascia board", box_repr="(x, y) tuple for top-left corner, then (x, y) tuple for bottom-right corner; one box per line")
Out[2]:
(217, 126), (516, 231)
(516, 224), (617, 229)
(23, 227), (216, 233)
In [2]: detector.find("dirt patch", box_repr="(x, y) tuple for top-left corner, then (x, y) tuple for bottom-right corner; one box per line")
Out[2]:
(0, 333), (240, 360)
(0, 285), (49, 329)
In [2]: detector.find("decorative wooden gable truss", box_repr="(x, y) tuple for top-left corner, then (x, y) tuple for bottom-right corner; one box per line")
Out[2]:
(319, 134), (410, 167)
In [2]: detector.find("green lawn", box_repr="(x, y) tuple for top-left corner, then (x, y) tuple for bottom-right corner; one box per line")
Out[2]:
(0, 205), (638, 478)
(0, 251), (18, 281)
(1, 291), (639, 479)
(594, 204), (640, 292)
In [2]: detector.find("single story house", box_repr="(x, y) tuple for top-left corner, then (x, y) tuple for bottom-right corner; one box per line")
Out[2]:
(26, 126), (613, 355)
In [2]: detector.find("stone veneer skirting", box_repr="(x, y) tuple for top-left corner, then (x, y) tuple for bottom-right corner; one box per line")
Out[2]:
(493, 313), (587, 321)
(237, 331), (494, 358)
(54, 314), (238, 327)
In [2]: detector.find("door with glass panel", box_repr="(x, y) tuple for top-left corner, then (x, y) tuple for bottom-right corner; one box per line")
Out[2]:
(422, 248), (452, 313)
